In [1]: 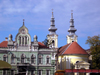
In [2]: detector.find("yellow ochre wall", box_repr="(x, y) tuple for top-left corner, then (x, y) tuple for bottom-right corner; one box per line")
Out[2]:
(57, 55), (88, 70)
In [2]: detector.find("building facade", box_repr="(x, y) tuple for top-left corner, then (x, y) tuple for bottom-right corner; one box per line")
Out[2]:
(0, 12), (58, 75)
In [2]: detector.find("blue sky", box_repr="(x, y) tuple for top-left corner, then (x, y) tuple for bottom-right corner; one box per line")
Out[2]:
(0, 0), (100, 49)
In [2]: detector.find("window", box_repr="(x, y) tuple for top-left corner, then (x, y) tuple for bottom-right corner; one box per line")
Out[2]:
(21, 54), (25, 63)
(22, 37), (24, 45)
(3, 55), (7, 62)
(19, 36), (21, 45)
(11, 70), (14, 75)
(39, 70), (42, 75)
(46, 70), (50, 75)
(52, 40), (55, 47)
(21, 58), (24, 63)
(3, 70), (6, 75)
(31, 55), (35, 64)
(31, 70), (34, 75)
(46, 56), (50, 64)
(47, 58), (49, 64)
(11, 54), (15, 64)
(39, 55), (42, 64)
(39, 58), (42, 64)
(31, 57), (34, 63)
(25, 36), (27, 45)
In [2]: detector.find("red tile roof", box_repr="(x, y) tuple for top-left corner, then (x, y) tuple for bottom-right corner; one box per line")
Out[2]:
(58, 44), (70, 55)
(58, 42), (88, 55)
(0, 41), (48, 49)
(38, 42), (49, 48)
(0, 41), (8, 48)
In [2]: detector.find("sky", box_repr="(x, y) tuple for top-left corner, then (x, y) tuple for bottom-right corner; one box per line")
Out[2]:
(0, 0), (100, 49)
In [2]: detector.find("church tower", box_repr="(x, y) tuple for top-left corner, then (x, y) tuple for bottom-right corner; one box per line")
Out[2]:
(47, 11), (58, 48)
(67, 11), (78, 44)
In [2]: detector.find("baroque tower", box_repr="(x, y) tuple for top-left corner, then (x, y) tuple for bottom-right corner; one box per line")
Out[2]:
(47, 11), (58, 48)
(67, 11), (78, 44)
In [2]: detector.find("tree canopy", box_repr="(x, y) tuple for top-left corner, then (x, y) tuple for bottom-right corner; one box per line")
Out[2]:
(86, 35), (100, 69)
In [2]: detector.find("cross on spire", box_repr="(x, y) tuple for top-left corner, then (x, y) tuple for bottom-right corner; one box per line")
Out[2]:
(23, 19), (25, 25)
(52, 9), (54, 17)
(52, 9), (53, 12)
(71, 10), (73, 19)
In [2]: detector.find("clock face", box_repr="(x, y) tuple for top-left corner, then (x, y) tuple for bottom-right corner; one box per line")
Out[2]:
(21, 29), (26, 34)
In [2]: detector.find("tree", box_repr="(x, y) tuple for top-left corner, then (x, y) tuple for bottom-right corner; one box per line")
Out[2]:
(43, 38), (54, 47)
(86, 35), (100, 69)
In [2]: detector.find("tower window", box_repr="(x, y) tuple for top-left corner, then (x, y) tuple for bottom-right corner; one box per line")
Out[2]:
(22, 37), (24, 45)
(52, 40), (55, 47)
(19, 36), (21, 45)
(25, 36), (27, 45)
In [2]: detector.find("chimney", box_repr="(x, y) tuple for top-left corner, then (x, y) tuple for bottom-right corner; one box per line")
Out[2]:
(5, 37), (8, 41)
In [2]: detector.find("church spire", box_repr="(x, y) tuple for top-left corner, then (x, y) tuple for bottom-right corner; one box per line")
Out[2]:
(47, 9), (58, 48)
(48, 9), (57, 35)
(67, 10), (78, 44)
(68, 10), (77, 36)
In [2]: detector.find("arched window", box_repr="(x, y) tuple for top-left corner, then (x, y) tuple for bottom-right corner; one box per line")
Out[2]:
(25, 36), (27, 45)
(46, 70), (50, 75)
(22, 37), (24, 45)
(21, 54), (25, 63)
(46, 56), (50, 64)
(11, 54), (15, 64)
(19, 36), (21, 45)
(3, 55), (7, 62)
(38, 70), (42, 75)
(31, 54), (35, 64)
(39, 55), (42, 64)
(52, 40), (55, 47)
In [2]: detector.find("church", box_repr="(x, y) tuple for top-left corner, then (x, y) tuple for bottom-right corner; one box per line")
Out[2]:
(0, 12), (58, 75)
(56, 12), (90, 75)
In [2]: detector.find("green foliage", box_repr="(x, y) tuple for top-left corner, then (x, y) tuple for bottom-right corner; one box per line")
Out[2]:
(86, 35), (100, 69)
(43, 38), (53, 47)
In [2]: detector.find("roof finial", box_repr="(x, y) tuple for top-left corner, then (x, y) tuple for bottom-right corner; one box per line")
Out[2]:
(71, 10), (73, 19)
(23, 19), (25, 25)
